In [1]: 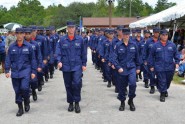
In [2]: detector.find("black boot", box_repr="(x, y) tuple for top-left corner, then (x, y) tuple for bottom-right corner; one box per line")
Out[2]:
(107, 81), (111, 88)
(119, 101), (125, 111)
(144, 80), (149, 88)
(32, 89), (37, 101)
(24, 99), (30, 112)
(50, 74), (53, 79)
(75, 102), (81, 113)
(128, 98), (136, 111)
(16, 103), (24, 117)
(165, 91), (168, 97)
(68, 103), (74, 112)
(115, 87), (119, 93)
(45, 74), (49, 82)
(150, 86), (155, 94)
(160, 93), (165, 102)
(38, 85), (42, 92)
(103, 79), (108, 82)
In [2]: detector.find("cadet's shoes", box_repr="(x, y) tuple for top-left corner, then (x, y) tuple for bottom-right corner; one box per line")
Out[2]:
(160, 93), (165, 102)
(128, 99), (136, 111)
(119, 101), (125, 111)
(107, 81), (111, 88)
(125, 88), (128, 95)
(24, 99), (30, 112)
(144, 81), (149, 88)
(32, 90), (37, 101)
(115, 87), (119, 93)
(103, 79), (108, 82)
(75, 102), (81, 113)
(68, 103), (74, 112)
(16, 103), (24, 117)
(50, 74), (53, 79)
(165, 91), (168, 97)
(38, 85), (42, 92)
(150, 86), (155, 94)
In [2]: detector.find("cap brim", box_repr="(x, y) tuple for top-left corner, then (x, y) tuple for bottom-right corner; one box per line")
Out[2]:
(123, 32), (130, 35)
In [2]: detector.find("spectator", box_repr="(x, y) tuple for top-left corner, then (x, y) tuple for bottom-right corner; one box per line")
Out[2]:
(178, 49), (185, 77)
(5, 31), (16, 51)
(0, 37), (5, 73)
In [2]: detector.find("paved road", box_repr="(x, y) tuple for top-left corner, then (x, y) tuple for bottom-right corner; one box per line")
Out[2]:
(0, 49), (185, 124)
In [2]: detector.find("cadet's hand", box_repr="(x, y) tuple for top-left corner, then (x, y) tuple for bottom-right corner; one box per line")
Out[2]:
(101, 59), (105, 63)
(108, 63), (111, 66)
(82, 66), (86, 71)
(58, 62), (62, 69)
(94, 51), (96, 53)
(111, 65), (115, 69)
(5, 73), (10, 78)
(98, 55), (100, 58)
(176, 64), (179, 69)
(118, 68), (124, 73)
(144, 61), (147, 65)
(43, 60), (47, 64)
(48, 56), (50, 60)
(150, 68), (154, 72)
(136, 70), (140, 74)
(31, 73), (36, 79)
(37, 68), (42, 72)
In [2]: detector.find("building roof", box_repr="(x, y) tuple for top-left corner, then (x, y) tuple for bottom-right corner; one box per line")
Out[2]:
(83, 17), (146, 27)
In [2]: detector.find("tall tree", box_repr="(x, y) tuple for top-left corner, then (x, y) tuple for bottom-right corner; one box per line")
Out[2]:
(154, 0), (176, 13)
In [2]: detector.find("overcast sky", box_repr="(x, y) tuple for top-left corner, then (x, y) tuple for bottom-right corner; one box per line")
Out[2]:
(0, 0), (182, 9)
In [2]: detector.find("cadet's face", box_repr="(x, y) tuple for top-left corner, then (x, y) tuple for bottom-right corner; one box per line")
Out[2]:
(31, 30), (37, 37)
(117, 30), (122, 36)
(16, 32), (25, 41)
(123, 34), (130, 40)
(145, 33), (150, 38)
(160, 34), (168, 41)
(67, 26), (75, 35)
(137, 32), (141, 36)
(109, 33), (114, 39)
(154, 32), (159, 38)
(25, 32), (31, 40)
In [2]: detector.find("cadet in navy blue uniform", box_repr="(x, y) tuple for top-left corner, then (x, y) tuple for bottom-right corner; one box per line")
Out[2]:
(141, 30), (151, 88)
(56, 21), (87, 113)
(0, 36), (5, 73)
(143, 27), (160, 94)
(25, 28), (42, 101)
(113, 28), (140, 111)
(31, 26), (47, 91)
(5, 28), (37, 116)
(148, 29), (180, 102)
(100, 29), (115, 88)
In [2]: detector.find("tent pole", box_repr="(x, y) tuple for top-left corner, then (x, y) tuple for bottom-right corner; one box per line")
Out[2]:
(171, 20), (177, 42)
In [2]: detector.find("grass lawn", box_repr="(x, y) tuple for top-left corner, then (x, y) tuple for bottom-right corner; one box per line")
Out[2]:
(173, 74), (185, 85)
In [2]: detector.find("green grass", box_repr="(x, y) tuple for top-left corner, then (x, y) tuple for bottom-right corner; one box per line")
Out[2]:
(173, 74), (185, 85)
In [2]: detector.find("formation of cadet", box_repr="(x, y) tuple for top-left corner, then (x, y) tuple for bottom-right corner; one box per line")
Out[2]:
(5, 25), (60, 116)
(88, 26), (180, 111)
(4, 20), (180, 116)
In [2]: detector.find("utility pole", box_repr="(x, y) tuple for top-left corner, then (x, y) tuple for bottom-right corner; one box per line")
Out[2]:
(129, 0), (132, 17)
(106, 0), (115, 28)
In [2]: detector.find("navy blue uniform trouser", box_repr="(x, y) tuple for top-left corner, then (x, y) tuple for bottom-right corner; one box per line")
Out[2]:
(112, 69), (119, 88)
(12, 77), (30, 104)
(117, 71), (137, 101)
(30, 75), (38, 90)
(142, 64), (149, 82)
(156, 71), (174, 93)
(63, 69), (82, 103)
(103, 62), (112, 82)
(148, 65), (157, 87)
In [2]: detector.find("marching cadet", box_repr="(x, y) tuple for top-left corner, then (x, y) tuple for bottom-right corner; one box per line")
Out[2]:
(143, 27), (160, 94)
(31, 26), (47, 91)
(5, 28), (37, 116)
(141, 30), (151, 88)
(25, 28), (42, 101)
(148, 29), (180, 102)
(56, 21), (87, 113)
(133, 29), (144, 82)
(113, 28), (140, 111)
(100, 29), (116, 88)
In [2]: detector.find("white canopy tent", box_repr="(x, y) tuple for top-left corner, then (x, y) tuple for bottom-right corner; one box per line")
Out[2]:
(129, 2), (185, 28)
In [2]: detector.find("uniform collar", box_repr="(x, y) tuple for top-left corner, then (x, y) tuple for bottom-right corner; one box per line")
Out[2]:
(65, 34), (78, 40)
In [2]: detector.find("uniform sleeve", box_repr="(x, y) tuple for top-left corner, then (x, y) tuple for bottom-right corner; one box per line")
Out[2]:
(30, 46), (37, 75)
(112, 45), (122, 70)
(148, 45), (155, 68)
(37, 44), (43, 68)
(173, 44), (180, 64)
(81, 38), (87, 66)
(143, 41), (148, 63)
(55, 39), (62, 64)
(5, 47), (11, 73)
(135, 44), (140, 70)
(99, 41), (105, 59)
